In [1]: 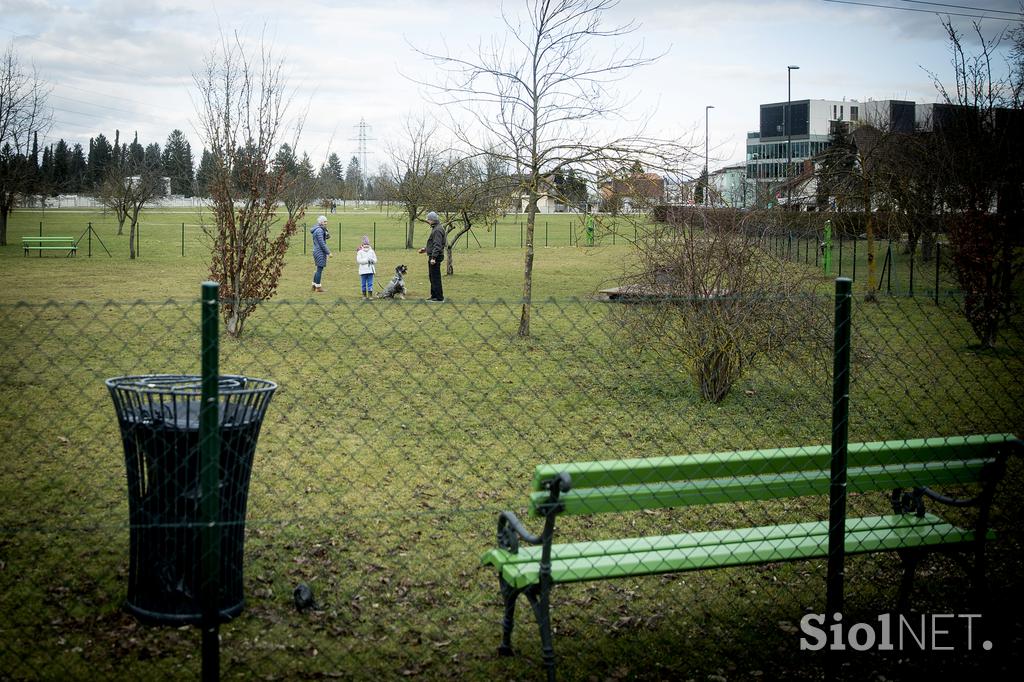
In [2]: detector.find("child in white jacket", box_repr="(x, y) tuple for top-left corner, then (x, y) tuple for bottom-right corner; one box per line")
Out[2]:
(356, 235), (377, 298)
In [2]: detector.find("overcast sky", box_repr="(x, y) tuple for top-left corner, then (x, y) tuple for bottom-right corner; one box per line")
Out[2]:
(3, 0), (1021, 175)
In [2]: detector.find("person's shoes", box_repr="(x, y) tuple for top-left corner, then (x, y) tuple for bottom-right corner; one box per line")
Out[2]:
(312, 285), (317, 292)
(426, 297), (444, 302)
(315, 287), (324, 293)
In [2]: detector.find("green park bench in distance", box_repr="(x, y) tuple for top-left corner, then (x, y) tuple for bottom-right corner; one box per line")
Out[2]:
(22, 236), (78, 256)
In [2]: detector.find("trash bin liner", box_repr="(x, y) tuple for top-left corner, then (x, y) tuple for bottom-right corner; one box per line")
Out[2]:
(106, 374), (276, 624)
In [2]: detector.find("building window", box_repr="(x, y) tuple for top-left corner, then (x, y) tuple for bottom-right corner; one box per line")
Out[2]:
(851, 106), (859, 121)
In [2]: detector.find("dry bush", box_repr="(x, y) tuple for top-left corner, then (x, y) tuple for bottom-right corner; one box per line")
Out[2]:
(614, 209), (829, 402)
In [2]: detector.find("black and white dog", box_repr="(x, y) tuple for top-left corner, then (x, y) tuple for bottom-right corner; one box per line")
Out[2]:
(377, 264), (408, 299)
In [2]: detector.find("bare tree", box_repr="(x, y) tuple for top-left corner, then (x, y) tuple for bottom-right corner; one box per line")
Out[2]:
(430, 152), (513, 274)
(615, 209), (827, 402)
(97, 155), (163, 257)
(926, 18), (1022, 347)
(385, 115), (444, 249)
(193, 32), (303, 337)
(0, 42), (50, 246)
(416, 0), (689, 336)
(273, 144), (319, 222)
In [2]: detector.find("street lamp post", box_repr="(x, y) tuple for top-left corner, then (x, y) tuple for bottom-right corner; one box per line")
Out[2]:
(786, 65), (800, 209)
(705, 105), (714, 207)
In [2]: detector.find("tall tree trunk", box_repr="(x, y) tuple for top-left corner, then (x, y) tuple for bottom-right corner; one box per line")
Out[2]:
(405, 211), (416, 249)
(864, 180), (877, 302)
(0, 196), (11, 246)
(518, 191), (538, 338)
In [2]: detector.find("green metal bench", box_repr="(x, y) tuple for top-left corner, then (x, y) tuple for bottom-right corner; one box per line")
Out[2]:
(22, 236), (78, 256)
(481, 434), (1019, 680)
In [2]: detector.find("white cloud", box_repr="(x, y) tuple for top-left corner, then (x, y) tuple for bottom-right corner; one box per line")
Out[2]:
(2, 0), (1018, 171)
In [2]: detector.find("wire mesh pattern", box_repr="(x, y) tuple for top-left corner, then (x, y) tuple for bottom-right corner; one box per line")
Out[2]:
(0, 294), (1021, 680)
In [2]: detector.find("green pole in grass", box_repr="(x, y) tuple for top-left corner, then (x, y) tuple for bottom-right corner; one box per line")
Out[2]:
(200, 281), (221, 682)
(373, 222), (376, 249)
(935, 243), (941, 305)
(182, 223), (185, 257)
(39, 222), (42, 258)
(826, 276), (852, 658)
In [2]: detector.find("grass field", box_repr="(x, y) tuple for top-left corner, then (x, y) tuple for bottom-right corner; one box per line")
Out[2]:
(1, 205), (1022, 680)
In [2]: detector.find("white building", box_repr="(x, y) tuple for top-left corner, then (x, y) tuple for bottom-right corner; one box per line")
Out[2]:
(708, 164), (754, 208)
(745, 99), (861, 185)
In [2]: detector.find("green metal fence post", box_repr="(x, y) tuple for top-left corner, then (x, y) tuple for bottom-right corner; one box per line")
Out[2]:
(39, 222), (42, 258)
(852, 237), (857, 282)
(494, 221), (497, 247)
(303, 226), (307, 255)
(182, 223), (185, 257)
(826, 277), (852, 657)
(838, 234), (843, 276)
(373, 222), (376, 249)
(200, 282), (221, 682)
(545, 221), (549, 247)
(935, 243), (941, 305)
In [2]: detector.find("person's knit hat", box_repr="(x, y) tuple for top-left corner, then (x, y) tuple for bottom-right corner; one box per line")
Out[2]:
(317, 215), (327, 225)
(426, 211), (439, 224)
(361, 235), (370, 245)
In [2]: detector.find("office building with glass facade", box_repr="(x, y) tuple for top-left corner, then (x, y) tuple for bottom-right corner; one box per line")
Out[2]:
(745, 99), (861, 183)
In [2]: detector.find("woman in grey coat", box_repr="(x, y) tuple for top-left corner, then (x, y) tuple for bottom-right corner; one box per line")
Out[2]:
(311, 215), (331, 292)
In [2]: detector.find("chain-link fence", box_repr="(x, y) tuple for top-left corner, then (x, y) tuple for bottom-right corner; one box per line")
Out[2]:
(1, 289), (1021, 680)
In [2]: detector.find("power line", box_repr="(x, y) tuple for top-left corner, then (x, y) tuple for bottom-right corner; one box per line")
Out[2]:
(823, 0), (1021, 19)
(895, 0), (1023, 16)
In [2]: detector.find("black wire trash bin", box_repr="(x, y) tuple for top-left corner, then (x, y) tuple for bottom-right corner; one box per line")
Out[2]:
(106, 374), (276, 625)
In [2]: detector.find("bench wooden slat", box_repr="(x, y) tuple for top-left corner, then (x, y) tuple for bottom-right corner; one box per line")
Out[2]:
(483, 514), (952, 567)
(488, 515), (985, 589)
(530, 458), (991, 516)
(531, 434), (1016, 493)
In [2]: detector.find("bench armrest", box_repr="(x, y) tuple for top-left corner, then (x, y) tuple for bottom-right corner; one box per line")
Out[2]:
(497, 511), (541, 553)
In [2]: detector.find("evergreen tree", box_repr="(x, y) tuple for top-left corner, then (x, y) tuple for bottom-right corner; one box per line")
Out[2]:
(161, 130), (194, 196)
(39, 145), (53, 193)
(195, 148), (215, 197)
(345, 155), (363, 200)
(88, 134), (112, 187)
(318, 152), (344, 204)
(128, 131), (144, 168)
(69, 144), (86, 192)
(52, 139), (70, 191)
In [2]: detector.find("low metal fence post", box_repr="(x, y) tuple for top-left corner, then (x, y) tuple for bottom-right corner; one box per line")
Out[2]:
(200, 282), (221, 682)
(826, 277), (852, 673)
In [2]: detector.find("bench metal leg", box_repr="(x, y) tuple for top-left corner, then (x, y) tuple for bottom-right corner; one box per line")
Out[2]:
(496, 578), (557, 680)
(498, 577), (520, 656)
(523, 584), (556, 682)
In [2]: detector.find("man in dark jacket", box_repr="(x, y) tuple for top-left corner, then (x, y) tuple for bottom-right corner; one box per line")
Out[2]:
(419, 211), (446, 301)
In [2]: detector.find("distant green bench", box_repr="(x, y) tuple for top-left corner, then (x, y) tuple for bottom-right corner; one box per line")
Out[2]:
(22, 236), (77, 256)
(481, 434), (1019, 680)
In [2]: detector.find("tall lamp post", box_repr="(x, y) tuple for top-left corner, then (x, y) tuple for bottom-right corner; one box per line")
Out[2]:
(786, 65), (800, 209)
(705, 105), (714, 207)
